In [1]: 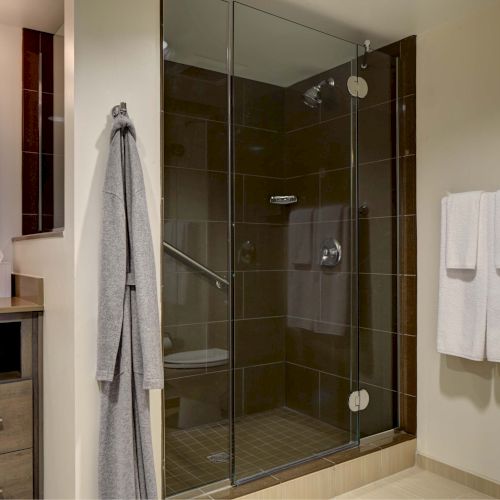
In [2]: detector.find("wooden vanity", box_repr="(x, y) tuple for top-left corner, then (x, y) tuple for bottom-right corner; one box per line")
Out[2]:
(0, 275), (43, 499)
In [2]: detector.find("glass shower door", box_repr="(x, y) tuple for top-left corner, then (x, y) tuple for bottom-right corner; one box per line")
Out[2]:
(162, 0), (231, 496)
(230, 3), (360, 483)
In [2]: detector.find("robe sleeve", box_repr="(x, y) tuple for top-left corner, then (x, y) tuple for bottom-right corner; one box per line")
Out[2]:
(127, 138), (164, 390)
(97, 136), (127, 382)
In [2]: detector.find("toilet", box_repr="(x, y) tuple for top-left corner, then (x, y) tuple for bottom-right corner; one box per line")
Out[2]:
(164, 348), (229, 429)
(164, 347), (228, 369)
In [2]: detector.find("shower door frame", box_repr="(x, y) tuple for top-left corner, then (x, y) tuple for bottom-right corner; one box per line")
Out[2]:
(160, 2), (410, 496)
(158, 0), (414, 490)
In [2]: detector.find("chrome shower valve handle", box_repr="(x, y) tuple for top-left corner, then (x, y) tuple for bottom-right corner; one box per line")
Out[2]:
(320, 239), (342, 267)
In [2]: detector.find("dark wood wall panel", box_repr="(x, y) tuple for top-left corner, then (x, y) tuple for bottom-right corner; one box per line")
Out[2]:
(22, 28), (54, 235)
(380, 36), (417, 435)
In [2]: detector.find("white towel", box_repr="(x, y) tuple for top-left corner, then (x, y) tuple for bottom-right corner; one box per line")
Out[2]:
(437, 194), (488, 360)
(445, 191), (483, 269)
(288, 208), (313, 266)
(286, 270), (318, 330)
(487, 192), (500, 361)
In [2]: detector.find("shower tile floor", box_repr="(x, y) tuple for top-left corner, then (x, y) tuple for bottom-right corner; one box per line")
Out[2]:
(165, 407), (350, 497)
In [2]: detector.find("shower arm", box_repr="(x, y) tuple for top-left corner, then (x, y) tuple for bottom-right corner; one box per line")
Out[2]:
(361, 39), (371, 69)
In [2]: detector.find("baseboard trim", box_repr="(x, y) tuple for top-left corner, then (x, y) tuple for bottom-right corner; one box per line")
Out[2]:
(417, 454), (500, 498)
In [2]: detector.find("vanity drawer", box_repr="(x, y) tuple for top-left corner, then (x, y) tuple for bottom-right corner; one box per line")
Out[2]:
(0, 449), (33, 499)
(0, 380), (33, 454)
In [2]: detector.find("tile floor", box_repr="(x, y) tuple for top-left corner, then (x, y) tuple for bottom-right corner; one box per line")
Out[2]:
(165, 407), (350, 496)
(335, 466), (492, 499)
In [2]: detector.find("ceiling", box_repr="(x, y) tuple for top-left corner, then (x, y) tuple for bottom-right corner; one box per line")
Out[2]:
(165, 0), (499, 87)
(0, 0), (64, 34)
(240, 0), (500, 49)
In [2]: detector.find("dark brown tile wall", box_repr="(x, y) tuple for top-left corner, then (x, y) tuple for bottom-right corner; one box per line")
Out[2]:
(283, 68), (355, 433)
(163, 62), (288, 428)
(162, 35), (416, 440)
(283, 36), (416, 438)
(319, 372), (351, 431)
(285, 363), (319, 417)
(232, 72), (288, 411)
(22, 29), (55, 235)
(163, 62), (231, 431)
(358, 36), (416, 435)
(282, 62), (356, 435)
(233, 69), (287, 409)
(382, 36), (417, 435)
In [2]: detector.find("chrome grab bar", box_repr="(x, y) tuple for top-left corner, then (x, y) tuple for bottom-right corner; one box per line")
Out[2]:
(162, 241), (229, 289)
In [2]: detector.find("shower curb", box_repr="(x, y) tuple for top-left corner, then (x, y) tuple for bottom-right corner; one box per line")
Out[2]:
(169, 432), (415, 499)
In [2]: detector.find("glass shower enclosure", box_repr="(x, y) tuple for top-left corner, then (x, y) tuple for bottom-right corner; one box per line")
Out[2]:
(162, 0), (399, 496)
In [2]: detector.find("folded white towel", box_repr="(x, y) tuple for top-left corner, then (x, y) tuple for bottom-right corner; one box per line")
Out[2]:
(487, 192), (500, 361)
(445, 191), (483, 269)
(437, 194), (488, 360)
(287, 270), (318, 329)
(288, 208), (313, 266)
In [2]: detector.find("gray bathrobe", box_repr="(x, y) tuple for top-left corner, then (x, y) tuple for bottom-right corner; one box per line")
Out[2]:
(97, 109), (163, 499)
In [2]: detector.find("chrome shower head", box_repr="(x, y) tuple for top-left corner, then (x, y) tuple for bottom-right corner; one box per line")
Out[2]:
(302, 77), (335, 108)
(303, 84), (323, 108)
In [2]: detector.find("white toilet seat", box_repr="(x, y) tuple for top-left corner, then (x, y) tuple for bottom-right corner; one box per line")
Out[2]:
(164, 348), (228, 369)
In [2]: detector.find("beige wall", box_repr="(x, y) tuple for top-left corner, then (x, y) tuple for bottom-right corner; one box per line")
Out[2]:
(417, 1), (500, 484)
(14, 0), (162, 497)
(0, 23), (22, 263)
(72, 0), (162, 497)
(13, 1), (76, 496)
(13, 238), (76, 498)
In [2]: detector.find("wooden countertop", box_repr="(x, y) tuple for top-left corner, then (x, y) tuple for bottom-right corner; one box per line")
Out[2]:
(0, 274), (44, 314)
(0, 296), (44, 313)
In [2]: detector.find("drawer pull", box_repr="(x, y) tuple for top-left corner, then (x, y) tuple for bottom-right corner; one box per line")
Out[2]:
(0, 417), (3, 430)
(0, 487), (3, 498)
